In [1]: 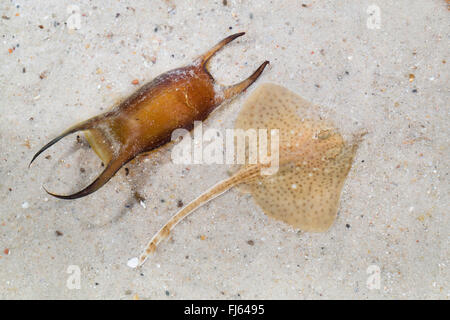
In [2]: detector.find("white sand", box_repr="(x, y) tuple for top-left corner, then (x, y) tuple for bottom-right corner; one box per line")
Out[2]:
(0, 0), (448, 299)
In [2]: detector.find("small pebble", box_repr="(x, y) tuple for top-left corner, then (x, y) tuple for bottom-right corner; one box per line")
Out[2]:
(127, 257), (139, 268)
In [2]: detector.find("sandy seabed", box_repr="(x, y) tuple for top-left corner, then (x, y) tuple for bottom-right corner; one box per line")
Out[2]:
(0, 0), (448, 299)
